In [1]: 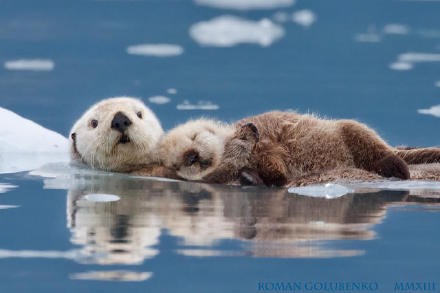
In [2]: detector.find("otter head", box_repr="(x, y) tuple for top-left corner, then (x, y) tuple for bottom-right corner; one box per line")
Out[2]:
(69, 97), (163, 172)
(158, 119), (234, 180)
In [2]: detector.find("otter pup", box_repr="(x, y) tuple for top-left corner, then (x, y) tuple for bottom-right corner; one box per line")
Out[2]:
(69, 97), (177, 178)
(158, 111), (413, 186)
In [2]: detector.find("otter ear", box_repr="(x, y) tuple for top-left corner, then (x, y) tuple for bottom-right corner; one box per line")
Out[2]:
(71, 132), (76, 140)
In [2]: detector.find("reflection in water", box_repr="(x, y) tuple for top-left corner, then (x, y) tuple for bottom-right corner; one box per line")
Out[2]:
(60, 172), (440, 265)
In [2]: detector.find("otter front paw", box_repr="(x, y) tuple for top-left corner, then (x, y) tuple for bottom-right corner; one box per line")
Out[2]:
(372, 154), (410, 180)
(239, 168), (264, 186)
(236, 123), (259, 143)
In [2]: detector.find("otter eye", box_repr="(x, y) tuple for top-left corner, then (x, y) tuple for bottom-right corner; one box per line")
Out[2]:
(137, 111), (143, 119)
(90, 119), (98, 128)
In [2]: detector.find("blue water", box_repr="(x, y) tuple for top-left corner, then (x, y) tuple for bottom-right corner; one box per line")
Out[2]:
(1, 0), (440, 292)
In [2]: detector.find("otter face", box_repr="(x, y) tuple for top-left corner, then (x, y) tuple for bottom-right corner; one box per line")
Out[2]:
(69, 97), (163, 172)
(159, 119), (234, 180)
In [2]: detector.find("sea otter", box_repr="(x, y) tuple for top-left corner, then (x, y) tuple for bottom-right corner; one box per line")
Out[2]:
(158, 111), (440, 186)
(69, 97), (177, 178)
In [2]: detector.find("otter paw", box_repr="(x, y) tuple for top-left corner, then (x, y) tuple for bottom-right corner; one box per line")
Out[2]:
(372, 154), (410, 180)
(239, 169), (264, 186)
(237, 123), (259, 143)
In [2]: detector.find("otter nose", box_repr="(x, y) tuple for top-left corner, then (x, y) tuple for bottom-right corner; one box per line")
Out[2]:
(111, 112), (132, 133)
(183, 150), (199, 166)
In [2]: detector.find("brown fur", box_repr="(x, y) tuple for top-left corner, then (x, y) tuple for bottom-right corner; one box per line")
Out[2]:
(286, 163), (440, 187)
(395, 147), (440, 164)
(232, 111), (409, 186)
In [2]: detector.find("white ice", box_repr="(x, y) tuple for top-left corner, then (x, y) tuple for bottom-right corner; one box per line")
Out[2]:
(292, 10), (316, 27)
(84, 194), (120, 202)
(0, 183), (17, 193)
(418, 105), (440, 117)
(194, 0), (294, 10)
(148, 95), (171, 104)
(126, 44), (184, 57)
(0, 107), (69, 174)
(70, 271), (153, 282)
(288, 183), (354, 199)
(4, 59), (54, 71)
(189, 15), (284, 47)
(176, 100), (219, 110)
(383, 24), (409, 35)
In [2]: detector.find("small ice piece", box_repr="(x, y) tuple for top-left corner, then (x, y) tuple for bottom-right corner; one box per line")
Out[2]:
(4, 59), (54, 71)
(292, 10), (316, 27)
(126, 44), (183, 57)
(84, 194), (120, 202)
(0, 183), (17, 194)
(389, 62), (413, 71)
(398, 52), (440, 63)
(176, 100), (219, 110)
(288, 183), (353, 199)
(148, 95), (171, 104)
(435, 81), (440, 87)
(167, 88), (178, 94)
(70, 271), (153, 282)
(418, 105), (440, 117)
(347, 180), (440, 191)
(354, 33), (381, 42)
(189, 15), (285, 47)
(194, 0), (295, 10)
(0, 205), (19, 210)
(383, 24), (409, 35)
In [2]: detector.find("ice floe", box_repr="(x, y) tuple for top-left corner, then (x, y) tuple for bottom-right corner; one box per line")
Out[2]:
(148, 95), (171, 104)
(0, 107), (69, 174)
(289, 180), (440, 199)
(418, 105), (440, 117)
(176, 100), (219, 110)
(0, 183), (17, 193)
(383, 24), (409, 35)
(167, 88), (178, 94)
(390, 52), (440, 71)
(4, 59), (54, 71)
(194, 0), (295, 10)
(84, 194), (120, 203)
(292, 10), (316, 27)
(0, 205), (19, 210)
(70, 271), (152, 282)
(189, 15), (284, 47)
(288, 183), (354, 199)
(389, 62), (413, 71)
(126, 44), (184, 57)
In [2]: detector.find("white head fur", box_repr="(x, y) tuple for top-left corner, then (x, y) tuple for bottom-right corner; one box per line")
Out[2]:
(158, 119), (234, 180)
(69, 97), (163, 172)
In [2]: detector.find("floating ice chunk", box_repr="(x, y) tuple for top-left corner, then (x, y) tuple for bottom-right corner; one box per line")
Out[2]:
(4, 59), (54, 71)
(389, 62), (413, 71)
(292, 10), (316, 27)
(435, 81), (440, 87)
(418, 105), (440, 117)
(194, 0), (295, 10)
(0, 183), (17, 193)
(189, 15), (285, 47)
(0, 205), (19, 209)
(70, 271), (152, 282)
(167, 88), (178, 94)
(126, 44), (183, 57)
(347, 180), (440, 191)
(398, 52), (440, 63)
(0, 107), (69, 174)
(288, 183), (353, 199)
(177, 100), (219, 110)
(383, 24), (409, 35)
(148, 95), (171, 104)
(84, 194), (120, 202)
